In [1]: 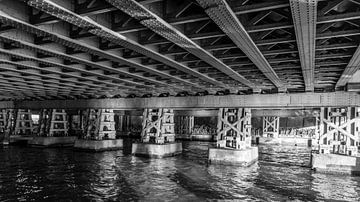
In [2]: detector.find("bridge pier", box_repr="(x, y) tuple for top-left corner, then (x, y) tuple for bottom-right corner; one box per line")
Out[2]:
(311, 107), (360, 175)
(132, 108), (182, 158)
(0, 109), (14, 145)
(208, 108), (258, 166)
(175, 115), (194, 140)
(74, 109), (123, 151)
(28, 109), (76, 147)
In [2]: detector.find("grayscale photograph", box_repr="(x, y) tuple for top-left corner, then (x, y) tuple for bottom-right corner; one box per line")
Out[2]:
(0, 0), (359, 201)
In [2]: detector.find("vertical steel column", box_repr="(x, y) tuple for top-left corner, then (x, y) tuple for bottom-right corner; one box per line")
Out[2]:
(216, 108), (251, 150)
(263, 117), (280, 138)
(141, 108), (175, 144)
(317, 107), (359, 156)
(14, 109), (33, 136)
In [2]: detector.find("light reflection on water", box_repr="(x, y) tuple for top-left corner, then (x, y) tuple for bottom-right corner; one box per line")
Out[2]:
(0, 142), (360, 201)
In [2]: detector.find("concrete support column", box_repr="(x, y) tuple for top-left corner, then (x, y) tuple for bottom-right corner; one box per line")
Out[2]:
(209, 108), (257, 165)
(29, 109), (75, 147)
(82, 109), (116, 140)
(311, 107), (360, 175)
(141, 108), (175, 144)
(317, 107), (359, 156)
(132, 108), (182, 158)
(0, 109), (14, 145)
(74, 109), (123, 151)
(14, 109), (33, 136)
(175, 115), (194, 135)
(37, 109), (68, 137)
(262, 116), (280, 138)
(216, 108), (252, 149)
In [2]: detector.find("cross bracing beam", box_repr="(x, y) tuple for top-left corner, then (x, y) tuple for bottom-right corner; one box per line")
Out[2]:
(0, 35), (167, 93)
(104, 0), (258, 90)
(192, 0), (284, 91)
(336, 45), (360, 88)
(0, 10), (210, 93)
(25, 0), (237, 91)
(142, 14), (360, 46)
(113, 1), (290, 33)
(0, 49), (153, 95)
(290, 0), (317, 92)
(0, 60), (124, 94)
(8, 92), (360, 109)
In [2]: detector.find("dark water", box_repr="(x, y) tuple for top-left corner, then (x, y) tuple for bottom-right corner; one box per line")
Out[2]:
(1, 142), (360, 201)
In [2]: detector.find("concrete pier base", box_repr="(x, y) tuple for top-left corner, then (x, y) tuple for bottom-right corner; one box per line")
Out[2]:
(73, 139), (123, 151)
(208, 147), (258, 166)
(131, 142), (182, 158)
(311, 153), (360, 175)
(9, 135), (33, 145)
(28, 136), (77, 147)
(190, 134), (214, 141)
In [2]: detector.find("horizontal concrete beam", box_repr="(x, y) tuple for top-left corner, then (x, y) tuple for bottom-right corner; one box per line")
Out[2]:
(9, 92), (360, 109)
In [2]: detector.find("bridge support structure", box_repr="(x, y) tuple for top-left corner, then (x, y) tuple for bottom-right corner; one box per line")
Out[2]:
(132, 108), (182, 158)
(0, 109), (14, 145)
(263, 116), (280, 138)
(311, 107), (360, 175)
(175, 115), (194, 140)
(208, 108), (258, 166)
(74, 109), (123, 151)
(28, 109), (76, 147)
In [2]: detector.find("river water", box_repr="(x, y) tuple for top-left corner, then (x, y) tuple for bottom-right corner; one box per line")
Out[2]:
(0, 141), (360, 201)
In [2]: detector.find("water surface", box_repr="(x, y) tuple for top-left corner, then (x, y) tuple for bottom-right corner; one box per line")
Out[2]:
(0, 142), (359, 201)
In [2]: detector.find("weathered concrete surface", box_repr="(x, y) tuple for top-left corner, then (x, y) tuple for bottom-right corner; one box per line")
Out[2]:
(9, 135), (33, 145)
(208, 147), (258, 166)
(311, 153), (360, 175)
(132, 142), (182, 158)
(28, 136), (77, 147)
(74, 139), (123, 151)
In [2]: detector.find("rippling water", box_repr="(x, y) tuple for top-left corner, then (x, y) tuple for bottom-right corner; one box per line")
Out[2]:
(1, 141), (360, 201)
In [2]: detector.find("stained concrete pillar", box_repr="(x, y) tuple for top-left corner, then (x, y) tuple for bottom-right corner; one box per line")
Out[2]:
(311, 107), (360, 175)
(28, 109), (75, 147)
(208, 108), (258, 166)
(0, 109), (14, 145)
(74, 109), (123, 151)
(132, 108), (182, 158)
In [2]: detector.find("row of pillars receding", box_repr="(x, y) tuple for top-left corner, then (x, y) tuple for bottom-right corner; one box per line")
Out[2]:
(0, 107), (359, 156)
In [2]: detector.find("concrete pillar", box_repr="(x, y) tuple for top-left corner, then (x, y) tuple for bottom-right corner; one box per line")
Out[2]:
(37, 109), (68, 137)
(311, 107), (360, 175)
(132, 108), (182, 158)
(14, 109), (33, 136)
(74, 109), (123, 151)
(262, 116), (280, 138)
(0, 109), (14, 145)
(208, 108), (258, 166)
(28, 109), (76, 147)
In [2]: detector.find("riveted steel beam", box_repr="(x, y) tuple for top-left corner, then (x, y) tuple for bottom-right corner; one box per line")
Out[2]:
(194, 0), (285, 91)
(105, 0), (258, 90)
(336, 46), (360, 87)
(26, 0), (234, 91)
(290, 0), (317, 92)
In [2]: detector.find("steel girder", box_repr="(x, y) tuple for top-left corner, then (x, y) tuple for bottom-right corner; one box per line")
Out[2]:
(336, 46), (360, 87)
(195, 0), (285, 92)
(290, 0), (317, 92)
(26, 0), (237, 91)
(104, 0), (258, 90)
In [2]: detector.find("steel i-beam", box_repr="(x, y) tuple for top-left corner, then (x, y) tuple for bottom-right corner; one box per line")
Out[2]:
(26, 0), (234, 91)
(104, 0), (257, 90)
(336, 46), (360, 87)
(290, 0), (317, 92)
(195, 0), (286, 92)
